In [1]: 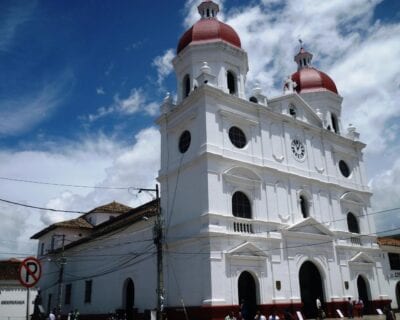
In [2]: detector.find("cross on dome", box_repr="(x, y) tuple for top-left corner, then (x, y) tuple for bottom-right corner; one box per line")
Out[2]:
(198, 0), (219, 19)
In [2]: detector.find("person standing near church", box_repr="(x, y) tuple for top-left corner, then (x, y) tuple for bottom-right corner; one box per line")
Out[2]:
(316, 297), (322, 319)
(225, 311), (237, 320)
(49, 309), (56, 320)
(347, 298), (353, 319)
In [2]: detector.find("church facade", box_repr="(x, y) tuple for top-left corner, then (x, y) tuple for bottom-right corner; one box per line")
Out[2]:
(32, 1), (394, 319)
(158, 1), (390, 319)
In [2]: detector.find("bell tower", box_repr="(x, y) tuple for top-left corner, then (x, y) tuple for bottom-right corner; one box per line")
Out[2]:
(173, 0), (248, 103)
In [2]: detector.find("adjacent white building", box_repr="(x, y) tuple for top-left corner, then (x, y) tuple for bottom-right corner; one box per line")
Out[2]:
(32, 1), (395, 319)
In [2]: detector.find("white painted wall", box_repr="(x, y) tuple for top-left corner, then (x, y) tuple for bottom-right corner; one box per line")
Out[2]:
(0, 284), (37, 320)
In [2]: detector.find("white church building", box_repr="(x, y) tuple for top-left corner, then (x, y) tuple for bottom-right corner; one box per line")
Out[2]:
(32, 1), (395, 319)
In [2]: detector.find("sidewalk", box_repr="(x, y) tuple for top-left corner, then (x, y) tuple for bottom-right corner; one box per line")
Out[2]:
(323, 314), (399, 320)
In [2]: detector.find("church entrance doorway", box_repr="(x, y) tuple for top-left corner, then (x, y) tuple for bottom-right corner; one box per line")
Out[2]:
(123, 278), (135, 320)
(357, 275), (370, 314)
(299, 261), (325, 319)
(238, 271), (258, 320)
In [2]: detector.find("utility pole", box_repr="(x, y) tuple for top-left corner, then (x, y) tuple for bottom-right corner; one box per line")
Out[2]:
(139, 185), (163, 320)
(54, 234), (66, 318)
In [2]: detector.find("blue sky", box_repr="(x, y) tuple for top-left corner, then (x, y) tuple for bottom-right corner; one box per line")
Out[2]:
(0, 0), (400, 258)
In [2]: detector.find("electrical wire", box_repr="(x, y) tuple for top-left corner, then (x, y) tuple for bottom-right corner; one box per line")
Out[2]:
(164, 225), (400, 256)
(0, 176), (134, 190)
(0, 198), (86, 214)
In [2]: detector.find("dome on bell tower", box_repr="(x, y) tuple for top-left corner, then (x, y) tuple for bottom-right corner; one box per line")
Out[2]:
(177, 0), (242, 54)
(290, 46), (338, 94)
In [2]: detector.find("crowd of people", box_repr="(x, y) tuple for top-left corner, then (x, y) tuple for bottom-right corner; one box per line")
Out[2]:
(224, 300), (294, 320)
(223, 296), (398, 320)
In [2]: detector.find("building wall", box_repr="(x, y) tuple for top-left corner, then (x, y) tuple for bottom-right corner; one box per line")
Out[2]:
(0, 284), (37, 320)
(38, 219), (157, 316)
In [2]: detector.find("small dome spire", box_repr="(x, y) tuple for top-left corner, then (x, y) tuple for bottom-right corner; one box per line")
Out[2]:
(294, 40), (313, 70)
(198, 0), (219, 19)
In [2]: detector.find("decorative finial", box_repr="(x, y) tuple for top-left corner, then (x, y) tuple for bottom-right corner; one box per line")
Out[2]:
(284, 76), (297, 94)
(200, 61), (211, 74)
(252, 82), (262, 95)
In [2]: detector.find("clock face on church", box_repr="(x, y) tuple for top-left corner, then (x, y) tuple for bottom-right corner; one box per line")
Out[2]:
(291, 139), (306, 161)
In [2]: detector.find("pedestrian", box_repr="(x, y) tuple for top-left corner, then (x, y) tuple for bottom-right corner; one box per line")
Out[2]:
(357, 298), (364, 318)
(347, 298), (353, 319)
(67, 310), (73, 320)
(254, 310), (266, 320)
(268, 309), (279, 320)
(49, 309), (56, 320)
(225, 311), (237, 320)
(240, 299), (249, 320)
(384, 305), (396, 320)
(316, 297), (322, 319)
(73, 309), (80, 320)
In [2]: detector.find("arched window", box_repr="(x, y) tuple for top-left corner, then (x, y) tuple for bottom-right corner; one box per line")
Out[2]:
(289, 105), (297, 118)
(232, 191), (251, 219)
(183, 74), (190, 98)
(331, 113), (339, 133)
(227, 71), (236, 95)
(339, 160), (351, 178)
(249, 96), (258, 103)
(347, 212), (360, 233)
(300, 195), (309, 218)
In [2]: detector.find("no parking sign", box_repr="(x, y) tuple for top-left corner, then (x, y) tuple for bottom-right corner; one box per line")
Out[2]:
(18, 257), (41, 288)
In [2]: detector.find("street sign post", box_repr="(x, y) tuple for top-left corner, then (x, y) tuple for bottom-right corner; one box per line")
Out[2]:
(19, 257), (41, 320)
(19, 256), (42, 288)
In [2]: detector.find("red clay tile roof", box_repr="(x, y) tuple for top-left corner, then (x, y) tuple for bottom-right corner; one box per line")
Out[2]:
(378, 237), (400, 247)
(31, 201), (133, 239)
(86, 201), (132, 215)
(30, 217), (93, 239)
(0, 259), (20, 281)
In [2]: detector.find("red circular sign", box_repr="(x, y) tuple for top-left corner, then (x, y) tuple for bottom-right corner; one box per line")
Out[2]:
(18, 256), (42, 288)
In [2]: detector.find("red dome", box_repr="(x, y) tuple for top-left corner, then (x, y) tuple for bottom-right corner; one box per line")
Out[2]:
(177, 18), (241, 54)
(291, 67), (338, 94)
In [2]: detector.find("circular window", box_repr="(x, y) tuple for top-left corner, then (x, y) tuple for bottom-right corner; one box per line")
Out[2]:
(178, 130), (191, 153)
(339, 160), (351, 177)
(229, 126), (246, 149)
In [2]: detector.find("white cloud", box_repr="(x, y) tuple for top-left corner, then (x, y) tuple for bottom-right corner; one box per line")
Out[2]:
(0, 72), (72, 137)
(371, 158), (400, 235)
(0, 128), (160, 259)
(153, 49), (175, 87)
(96, 87), (105, 95)
(87, 88), (159, 121)
(0, 2), (36, 52)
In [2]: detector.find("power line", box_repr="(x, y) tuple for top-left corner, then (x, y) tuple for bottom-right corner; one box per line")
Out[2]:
(0, 176), (133, 190)
(0, 198), (86, 214)
(164, 225), (400, 256)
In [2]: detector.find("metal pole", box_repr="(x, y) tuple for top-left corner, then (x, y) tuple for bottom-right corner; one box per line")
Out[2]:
(56, 234), (65, 318)
(139, 185), (164, 320)
(154, 185), (164, 320)
(26, 287), (30, 320)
